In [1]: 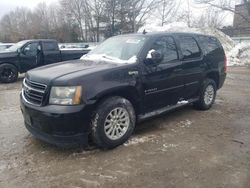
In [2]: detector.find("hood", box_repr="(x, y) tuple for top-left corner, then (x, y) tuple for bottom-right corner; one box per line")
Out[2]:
(26, 59), (123, 85)
(0, 51), (18, 59)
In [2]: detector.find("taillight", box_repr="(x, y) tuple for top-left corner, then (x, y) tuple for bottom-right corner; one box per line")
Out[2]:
(224, 54), (227, 73)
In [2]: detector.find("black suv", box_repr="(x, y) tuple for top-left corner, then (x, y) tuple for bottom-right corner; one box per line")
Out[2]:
(20, 32), (227, 149)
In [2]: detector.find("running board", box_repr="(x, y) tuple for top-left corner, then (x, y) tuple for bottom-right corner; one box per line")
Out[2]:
(138, 98), (199, 122)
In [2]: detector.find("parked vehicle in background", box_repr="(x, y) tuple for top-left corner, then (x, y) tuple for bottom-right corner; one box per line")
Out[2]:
(20, 32), (227, 149)
(0, 39), (90, 83)
(0, 43), (14, 51)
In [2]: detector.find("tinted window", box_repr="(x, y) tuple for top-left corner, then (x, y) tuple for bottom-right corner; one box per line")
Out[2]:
(179, 36), (201, 60)
(149, 36), (178, 64)
(43, 42), (58, 51)
(23, 42), (39, 56)
(198, 36), (221, 54)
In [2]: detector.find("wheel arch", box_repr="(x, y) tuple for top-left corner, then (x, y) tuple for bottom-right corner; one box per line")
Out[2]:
(206, 71), (219, 89)
(0, 62), (19, 72)
(93, 86), (141, 116)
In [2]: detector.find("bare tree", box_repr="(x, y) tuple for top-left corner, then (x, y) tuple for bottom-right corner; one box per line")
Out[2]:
(193, 7), (227, 28)
(195, 0), (250, 24)
(105, 0), (118, 36)
(156, 0), (181, 26)
(60, 0), (86, 41)
(0, 0), (190, 42)
(88, 0), (106, 41)
(129, 0), (160, 32)
(0, 7), (32, 42)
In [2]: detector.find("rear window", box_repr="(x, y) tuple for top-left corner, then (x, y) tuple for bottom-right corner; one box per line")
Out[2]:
(42, 42), (59, 51)
(198, 36), (221, 54)
(179, 36), (201, 60)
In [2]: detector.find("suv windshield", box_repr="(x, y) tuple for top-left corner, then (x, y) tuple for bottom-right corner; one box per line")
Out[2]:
(81, 36), (147, 64)
(6, 40), (27, 52)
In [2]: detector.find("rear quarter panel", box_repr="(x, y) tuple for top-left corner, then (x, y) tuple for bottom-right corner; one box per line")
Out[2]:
(196, 35), (226, 88)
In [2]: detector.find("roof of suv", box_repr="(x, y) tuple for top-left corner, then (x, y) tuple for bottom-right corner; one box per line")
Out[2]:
(118, 32), (215, 38)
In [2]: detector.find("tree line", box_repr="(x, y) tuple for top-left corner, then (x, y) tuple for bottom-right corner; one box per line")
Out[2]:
(0, 0), (175, 43)
(0, 0), (249, 43)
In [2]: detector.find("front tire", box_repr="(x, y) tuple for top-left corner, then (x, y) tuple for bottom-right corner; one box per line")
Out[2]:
(91, 96), (136, 149)
(0, 64), (18, 83)
(194, 79), (217, 110)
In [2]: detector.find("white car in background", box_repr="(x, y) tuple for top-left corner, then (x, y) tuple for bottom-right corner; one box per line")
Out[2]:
(0, 43), (15, 51)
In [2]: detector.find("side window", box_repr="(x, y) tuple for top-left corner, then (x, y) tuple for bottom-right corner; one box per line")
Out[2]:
(43, 42), (58, 51)
(23, 42), (39, 56)
(198, 36), (220, 54)
(179, 36), (201, 60)
(149, 36), (178, 64)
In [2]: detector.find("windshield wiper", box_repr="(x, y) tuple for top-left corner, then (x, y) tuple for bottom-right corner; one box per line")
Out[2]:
(102, 55), (118, 61)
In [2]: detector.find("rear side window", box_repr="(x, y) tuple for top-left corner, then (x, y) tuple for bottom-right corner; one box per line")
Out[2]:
(42, 42), (59, 51)
(179, 36), (201, 60)
(198, 36), (221, 54)
(164, 37), (178, 62)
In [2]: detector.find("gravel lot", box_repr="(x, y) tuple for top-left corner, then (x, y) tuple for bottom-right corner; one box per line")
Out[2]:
(0, 67), (250, 188)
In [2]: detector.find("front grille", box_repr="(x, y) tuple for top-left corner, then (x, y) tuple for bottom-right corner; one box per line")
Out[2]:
(22, 78), (47, 106)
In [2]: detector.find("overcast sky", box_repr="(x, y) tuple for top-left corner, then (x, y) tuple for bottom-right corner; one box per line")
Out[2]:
(0, 0), (58, 18)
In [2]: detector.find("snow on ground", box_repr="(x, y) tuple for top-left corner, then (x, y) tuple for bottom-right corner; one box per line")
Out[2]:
(227, 43), (250, 66)
(138, 22), (250, 66)
(124, 135), (156, 146)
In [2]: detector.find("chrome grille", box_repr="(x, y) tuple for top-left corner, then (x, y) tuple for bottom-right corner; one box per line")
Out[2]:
(22, 78), (47, 106)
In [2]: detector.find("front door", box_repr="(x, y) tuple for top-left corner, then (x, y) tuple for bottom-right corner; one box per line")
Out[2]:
(141, 36), (184, 112)
(19, 42), (40, 72)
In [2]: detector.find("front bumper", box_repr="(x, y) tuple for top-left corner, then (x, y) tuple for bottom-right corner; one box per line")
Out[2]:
(20, 95), (94, 147)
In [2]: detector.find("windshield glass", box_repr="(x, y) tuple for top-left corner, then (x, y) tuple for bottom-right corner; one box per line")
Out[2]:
(81, 36), (147, 64)
(6, 41), (27, 52)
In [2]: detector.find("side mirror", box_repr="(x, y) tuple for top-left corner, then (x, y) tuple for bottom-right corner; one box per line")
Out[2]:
(145, 49), (163, 65)
(37, 45), (41, 51)
(17, 48), (21, 53)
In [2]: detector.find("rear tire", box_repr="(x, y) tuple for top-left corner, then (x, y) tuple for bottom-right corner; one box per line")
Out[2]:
(0, 64), (18, 83)
(91, 96), (136, 149)
(193, 79), (217, 110)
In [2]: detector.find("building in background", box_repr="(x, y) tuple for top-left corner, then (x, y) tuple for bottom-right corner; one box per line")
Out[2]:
(233, 3), (250, 36)
(222, 2), (250, 40)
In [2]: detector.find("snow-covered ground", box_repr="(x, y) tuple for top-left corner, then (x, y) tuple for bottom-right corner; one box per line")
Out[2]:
(227, 42), (250, 66)
(138, 22), (250, 66)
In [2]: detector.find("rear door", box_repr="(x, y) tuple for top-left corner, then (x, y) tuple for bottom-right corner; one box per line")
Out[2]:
(176, 35), (205, 99)
(141, 36), (184, 112)
(42, 41), (61, 65)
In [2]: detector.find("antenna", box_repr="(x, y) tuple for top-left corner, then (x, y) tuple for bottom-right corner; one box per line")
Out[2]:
(142, 29), (147, 34)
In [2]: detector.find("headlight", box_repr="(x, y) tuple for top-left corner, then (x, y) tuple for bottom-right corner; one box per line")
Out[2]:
(49, 86), (82, 105)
